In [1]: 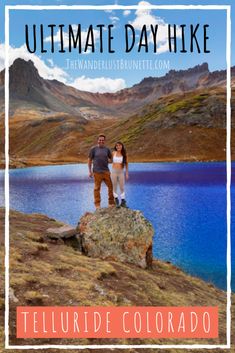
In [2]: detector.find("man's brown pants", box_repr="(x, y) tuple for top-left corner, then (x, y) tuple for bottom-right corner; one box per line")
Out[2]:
(93, 171), (115, 207)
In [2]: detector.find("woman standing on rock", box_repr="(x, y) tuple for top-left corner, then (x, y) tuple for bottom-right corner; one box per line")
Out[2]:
(111, 141), (129, 207)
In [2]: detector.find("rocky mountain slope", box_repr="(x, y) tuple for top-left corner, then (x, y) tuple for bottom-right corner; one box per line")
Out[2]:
(0, 59), (234, 166)
(0, 59), (231, 119)
(1, 84), (233, 167)
(106, 86), (232, 162)
(0, 207), (234, 352)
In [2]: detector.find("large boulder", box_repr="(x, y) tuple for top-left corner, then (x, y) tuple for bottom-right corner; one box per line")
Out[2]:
(77, 207), (154, 269)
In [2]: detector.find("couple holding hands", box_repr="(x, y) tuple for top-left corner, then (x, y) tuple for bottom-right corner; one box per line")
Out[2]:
(88, 134), (129, 209)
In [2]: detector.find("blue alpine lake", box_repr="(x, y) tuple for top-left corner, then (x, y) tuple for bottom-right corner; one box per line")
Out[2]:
(0, 162), (234, 291)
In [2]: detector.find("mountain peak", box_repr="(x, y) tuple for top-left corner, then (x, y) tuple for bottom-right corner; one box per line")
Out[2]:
(9, 58), (43, 97)
(167, 62), (209, 78)
(12, 57), (35, 68)
(137, 63), (209, 87)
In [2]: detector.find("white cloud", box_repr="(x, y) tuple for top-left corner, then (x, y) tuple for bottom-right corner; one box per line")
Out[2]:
(131, 1), (164, 30)
(70, 76), (126, 93)
(0, 52), (4, 71)
(123, 10), (131, 16)
(109, 16), (120, 24)
(0, 43), (69, 83)
(156, 40), (170, 54)
(130, 1), (180, 53)
(47, 58), (54, 66)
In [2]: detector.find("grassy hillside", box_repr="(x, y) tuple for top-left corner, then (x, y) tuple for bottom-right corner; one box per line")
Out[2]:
(105, 87), (231, 162)
(0, 85), (234, 168)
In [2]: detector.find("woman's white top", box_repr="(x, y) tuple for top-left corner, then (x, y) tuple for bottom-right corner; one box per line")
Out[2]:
(113, 153), (123, 164)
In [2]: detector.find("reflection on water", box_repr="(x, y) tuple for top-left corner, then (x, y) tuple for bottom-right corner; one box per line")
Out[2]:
(0, 162), (234, 291)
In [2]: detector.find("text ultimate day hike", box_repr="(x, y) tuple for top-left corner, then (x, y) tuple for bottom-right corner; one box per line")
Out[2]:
(25, 23), (210, 54)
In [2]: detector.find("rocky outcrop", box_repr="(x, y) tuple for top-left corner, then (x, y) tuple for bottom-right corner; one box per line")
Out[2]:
(77, 207), (154, 269)
(9, 58), (43, 97)
(0, 58), (86, 116)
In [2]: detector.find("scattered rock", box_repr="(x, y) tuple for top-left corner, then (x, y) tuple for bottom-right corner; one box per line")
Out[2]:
(77, 207), (154, 269)
(46, 225), (83, 250)
(9, 287), (19, 303)
(46, 225), (77, 240)
(94, 284), (106, 296)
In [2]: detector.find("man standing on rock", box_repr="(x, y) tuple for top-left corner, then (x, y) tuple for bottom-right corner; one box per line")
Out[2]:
(88, 134), (115, 209)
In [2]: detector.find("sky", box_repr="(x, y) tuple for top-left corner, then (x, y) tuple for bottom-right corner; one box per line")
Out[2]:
(0, 0), (234, 93)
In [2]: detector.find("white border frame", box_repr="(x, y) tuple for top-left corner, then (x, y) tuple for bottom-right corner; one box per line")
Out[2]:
(4, 4), (231, 350)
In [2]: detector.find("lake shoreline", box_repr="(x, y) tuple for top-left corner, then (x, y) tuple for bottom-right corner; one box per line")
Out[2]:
(0, 156), (229, 170)
(0, 205), (232, 294)
(0, 206), (228, 293)
(0, 162), (231, 292)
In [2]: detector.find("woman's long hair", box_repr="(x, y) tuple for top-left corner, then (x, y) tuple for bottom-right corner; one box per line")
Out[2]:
(114, 141), (127, 167)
